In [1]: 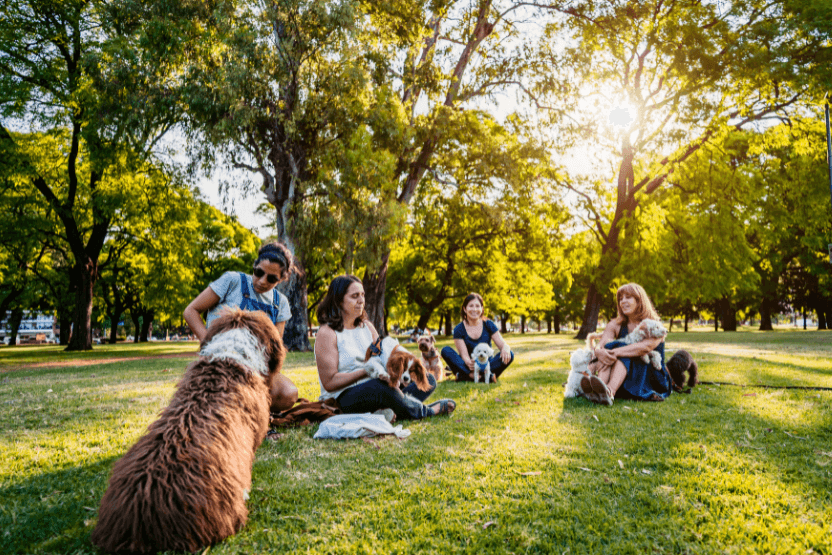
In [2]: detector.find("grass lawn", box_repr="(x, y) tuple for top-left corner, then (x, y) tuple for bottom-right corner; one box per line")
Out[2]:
(1, 330), (830, 554)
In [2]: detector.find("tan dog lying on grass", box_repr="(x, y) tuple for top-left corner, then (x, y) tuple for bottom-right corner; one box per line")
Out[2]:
(91, 308), (285, 555)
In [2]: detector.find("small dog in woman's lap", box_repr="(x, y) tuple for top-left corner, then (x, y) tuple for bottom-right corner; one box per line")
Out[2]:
(91, 308), (286, 555)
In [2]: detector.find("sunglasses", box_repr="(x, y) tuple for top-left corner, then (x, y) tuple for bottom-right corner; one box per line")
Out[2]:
(253, 267), (280, 284)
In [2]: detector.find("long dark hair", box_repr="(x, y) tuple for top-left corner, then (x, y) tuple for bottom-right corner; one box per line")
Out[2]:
(316, 275), (366, 332)
(254, 242), (297, 282)
(461, 292), (485, 324)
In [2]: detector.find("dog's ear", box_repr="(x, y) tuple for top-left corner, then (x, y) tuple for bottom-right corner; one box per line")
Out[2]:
(410, 359), (431, 392)
(386, 353), (405, 387)
(429, 335), (435, 345)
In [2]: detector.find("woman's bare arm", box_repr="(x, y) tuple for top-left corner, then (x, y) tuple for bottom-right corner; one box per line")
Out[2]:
(594, 321), (621, 365)
(183, 287), (221, 342)
(491, 331), (512, 364)
(315, 325), (368, 392)
(609, 337), (664, 358)
(454, 338), (475, 372)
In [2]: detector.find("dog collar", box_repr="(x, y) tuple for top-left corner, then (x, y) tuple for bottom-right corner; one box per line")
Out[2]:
(200, 328), (268, 376)
(475, 360), (489, 371)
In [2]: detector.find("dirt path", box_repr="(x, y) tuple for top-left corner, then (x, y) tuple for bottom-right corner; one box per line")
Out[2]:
(0, 351), (197, 373)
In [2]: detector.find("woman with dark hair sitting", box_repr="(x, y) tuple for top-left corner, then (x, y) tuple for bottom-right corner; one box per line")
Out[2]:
(183, 241), (299, 411)
(440, 292), (514, 382)
(314, 275), (455, 420)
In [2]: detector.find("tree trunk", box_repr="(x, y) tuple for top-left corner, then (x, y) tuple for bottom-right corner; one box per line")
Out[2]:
(546, 318), (552, 333)
(669, 317), (674, 333)
(129, 312), (140, 342)
(277, 267), (311, 351)
(577, 282), (604, 339)
(520, 315), (526, 334)
(66, 258), (96, 351)
(363, 252), (390, 338)
(416, 311), (433, 331)
(444, 310), (452, 336)
(108, 312), (120, 344)
(501, 315), (508, 334)
(59, 309), (72, 345)
(554, 310), (561, 334)
(719, 297), (737, 332)
(8, 307), (23, 346)
(684, 313), (689, 332)
(140, 311), (154, 342)
(759, 294), (775, 331)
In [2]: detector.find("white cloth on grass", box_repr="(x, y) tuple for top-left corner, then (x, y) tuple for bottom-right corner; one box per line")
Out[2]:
(313, 413), (411, 439)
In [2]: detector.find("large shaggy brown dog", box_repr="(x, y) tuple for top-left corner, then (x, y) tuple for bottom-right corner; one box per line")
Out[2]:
(91, 308), (285, 554)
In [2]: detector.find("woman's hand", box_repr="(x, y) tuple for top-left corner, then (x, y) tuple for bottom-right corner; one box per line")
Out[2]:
(595, 347), (617, 366)
(500, 346), (511, 364)
(464, 358), (475, 372)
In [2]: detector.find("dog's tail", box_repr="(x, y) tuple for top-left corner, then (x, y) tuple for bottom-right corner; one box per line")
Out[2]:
(586, 332), (603, 351)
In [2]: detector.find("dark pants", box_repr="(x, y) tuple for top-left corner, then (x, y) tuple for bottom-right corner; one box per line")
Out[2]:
(440, 346), (514, 381)
(337, 374), (436, 420)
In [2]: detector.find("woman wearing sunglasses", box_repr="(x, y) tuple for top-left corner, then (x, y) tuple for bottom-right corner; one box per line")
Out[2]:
(184, 241), (298, 411)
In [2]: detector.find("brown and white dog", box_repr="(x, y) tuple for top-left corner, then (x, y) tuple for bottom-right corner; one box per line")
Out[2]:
(357, 336), (431, 392)
(91, 308), (285, 555)
(416, 333), (443, 381)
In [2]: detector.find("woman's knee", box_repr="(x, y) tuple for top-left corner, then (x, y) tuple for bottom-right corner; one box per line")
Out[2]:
(440, 346), (456, 360)
(270, 376), (299, 412)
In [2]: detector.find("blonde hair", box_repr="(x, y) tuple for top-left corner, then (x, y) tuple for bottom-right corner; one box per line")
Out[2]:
(613, 283), (659, 325)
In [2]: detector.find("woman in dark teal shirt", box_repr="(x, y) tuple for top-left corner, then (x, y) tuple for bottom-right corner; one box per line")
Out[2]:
(440, 292), (514, 382)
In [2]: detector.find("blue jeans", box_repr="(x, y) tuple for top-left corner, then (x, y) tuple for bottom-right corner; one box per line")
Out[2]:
(337, 374), (437, 420)
(441, 346), (514, 381)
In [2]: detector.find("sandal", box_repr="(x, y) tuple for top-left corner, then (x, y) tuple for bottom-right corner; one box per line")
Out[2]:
(428, 399), (456, 416)
(265, 429), (285, 441)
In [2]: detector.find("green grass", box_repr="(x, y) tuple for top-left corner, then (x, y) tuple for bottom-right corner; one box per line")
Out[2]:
(1, 330), (831, 554)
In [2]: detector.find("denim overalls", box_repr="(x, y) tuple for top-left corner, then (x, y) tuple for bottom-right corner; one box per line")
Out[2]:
(238, 272), (281, 325)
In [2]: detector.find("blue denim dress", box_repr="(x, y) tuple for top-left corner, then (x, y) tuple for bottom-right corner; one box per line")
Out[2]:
(607, 322), (672, 400)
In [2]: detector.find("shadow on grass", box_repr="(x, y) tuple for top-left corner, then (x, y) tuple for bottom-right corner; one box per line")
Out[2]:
(0, 457), (118, 555)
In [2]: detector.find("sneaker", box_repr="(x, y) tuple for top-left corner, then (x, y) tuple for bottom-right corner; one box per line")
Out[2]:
(373, 408), (396, 423)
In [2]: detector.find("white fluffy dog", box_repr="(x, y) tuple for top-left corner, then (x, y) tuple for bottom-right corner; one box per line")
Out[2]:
(565, 333), (602, 398)
(471, 343), (495, 384)
(621, 319), (667, 369)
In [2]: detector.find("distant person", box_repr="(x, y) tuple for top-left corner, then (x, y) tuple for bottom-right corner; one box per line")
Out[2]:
(183, 241), (298, 411)
(440, 293), (514, 382)
(314, 275), (455, 420)
(585, 283), (671, 405)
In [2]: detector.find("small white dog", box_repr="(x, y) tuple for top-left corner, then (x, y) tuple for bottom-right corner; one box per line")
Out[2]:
(564, 332), (603, 398)
(471, 343), (495, 384)
(621, 319), (667, 369)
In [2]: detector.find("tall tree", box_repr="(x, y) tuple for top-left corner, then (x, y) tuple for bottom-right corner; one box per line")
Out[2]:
(362, 0), (535, 335)
(530, 0), (832, 338)
(0, 0), (180, 349)
(181, 0), (414, 350)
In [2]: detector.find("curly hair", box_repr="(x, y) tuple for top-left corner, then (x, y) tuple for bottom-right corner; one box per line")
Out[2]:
(316, 275), (367, 332)
(613, 283), (660, 325)
(254, 242), (297, 282)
